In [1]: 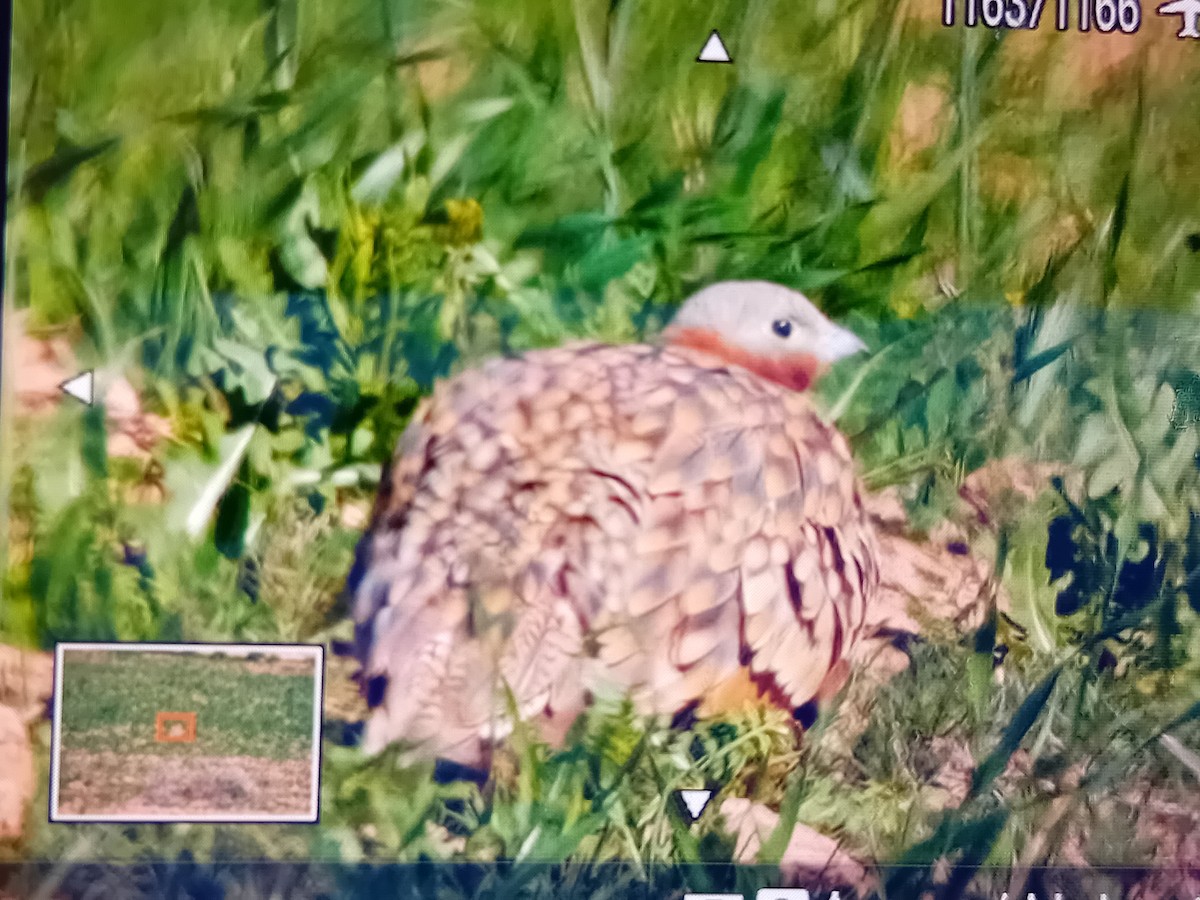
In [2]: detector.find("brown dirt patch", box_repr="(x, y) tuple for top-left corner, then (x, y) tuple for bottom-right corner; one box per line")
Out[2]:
(0, 706), (35, 839)
(61, 649), (132, 666)
(240, 657), (317, 677)
(56, 750), (314, 818)
(62, 648), (316, 678)
(323, 652), (368, 722)
(0, 645), (53, 721)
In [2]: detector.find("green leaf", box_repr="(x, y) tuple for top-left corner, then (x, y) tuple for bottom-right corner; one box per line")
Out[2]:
(1075, 413), (1117, 469)
(970, 666), (1061, 799)
(516, 213), (614, 249)
(759, 770), (806, 864)
(167, 91), (291, 126)
(212, 338), (278, 404)
(1150, 427), (1198, 508)
(164, 424), (257, 539)
(277, 182), (329, 290)
(14, 137), (121, 201)
(1013, 340), (1072, 384)
(213, 468), (251, 560)
(1004, 502), (1067, 654)
(81, 405), (109, 481)
(1088, 446), (1136, 499)
(791, 268), (852, 292)
(924, 371), (955, 441)
(940, 810), (1010, 895)
(352, 133), (425, 203)
(574, 237), (648, 293)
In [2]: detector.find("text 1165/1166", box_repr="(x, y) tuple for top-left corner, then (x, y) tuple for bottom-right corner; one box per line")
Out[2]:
(942, 0), (1142, 32)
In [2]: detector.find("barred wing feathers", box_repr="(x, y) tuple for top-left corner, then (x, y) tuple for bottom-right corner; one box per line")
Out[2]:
(349, 341), (879, 764)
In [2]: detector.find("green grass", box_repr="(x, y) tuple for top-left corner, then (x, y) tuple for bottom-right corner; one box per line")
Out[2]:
(58, 650), (316, 759)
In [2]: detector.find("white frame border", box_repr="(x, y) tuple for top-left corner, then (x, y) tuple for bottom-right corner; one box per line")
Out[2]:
(49, 641), (325, 824)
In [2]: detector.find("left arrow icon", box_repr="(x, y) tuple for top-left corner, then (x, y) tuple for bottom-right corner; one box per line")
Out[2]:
(60, 370), (95, 406)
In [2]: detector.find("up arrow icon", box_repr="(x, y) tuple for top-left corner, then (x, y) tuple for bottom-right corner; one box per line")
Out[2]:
(696, 30), (733, 64)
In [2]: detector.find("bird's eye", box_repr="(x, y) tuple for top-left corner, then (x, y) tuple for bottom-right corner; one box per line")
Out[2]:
(772, 319), (793, 338)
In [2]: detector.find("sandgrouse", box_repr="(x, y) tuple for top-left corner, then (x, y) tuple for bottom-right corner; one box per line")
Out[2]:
(348, 280), (880, 766)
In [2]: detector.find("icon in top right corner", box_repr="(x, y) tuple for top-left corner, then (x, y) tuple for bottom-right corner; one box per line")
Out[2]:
(1158, 0), (1200, 38)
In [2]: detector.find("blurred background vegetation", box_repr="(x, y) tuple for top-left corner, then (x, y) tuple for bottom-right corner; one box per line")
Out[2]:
(4, 0), (1200, 894)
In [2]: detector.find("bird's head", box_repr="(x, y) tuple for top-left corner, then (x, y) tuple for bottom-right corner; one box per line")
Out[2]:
(661, 280), (867, 391)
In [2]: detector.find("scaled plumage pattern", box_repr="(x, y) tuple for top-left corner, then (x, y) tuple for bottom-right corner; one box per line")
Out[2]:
(348, 280), (880, 765)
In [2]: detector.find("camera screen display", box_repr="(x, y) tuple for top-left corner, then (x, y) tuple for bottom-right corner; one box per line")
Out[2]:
(2, 2), (1199, 898)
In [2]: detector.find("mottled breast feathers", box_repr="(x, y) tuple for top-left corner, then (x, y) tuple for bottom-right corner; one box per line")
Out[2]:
(349, 340), (879, 765)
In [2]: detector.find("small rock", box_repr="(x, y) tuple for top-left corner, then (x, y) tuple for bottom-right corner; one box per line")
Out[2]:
(720, 797), (870, 890)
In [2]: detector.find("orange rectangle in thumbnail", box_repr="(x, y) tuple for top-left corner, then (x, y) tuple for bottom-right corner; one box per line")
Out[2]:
(154, 711), (197, 743)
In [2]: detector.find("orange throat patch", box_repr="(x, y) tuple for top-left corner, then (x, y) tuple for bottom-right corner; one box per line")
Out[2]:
(665, 327), (822, 392)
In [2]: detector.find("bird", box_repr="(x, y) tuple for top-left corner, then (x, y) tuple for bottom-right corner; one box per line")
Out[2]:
(346, 280), (880, 767)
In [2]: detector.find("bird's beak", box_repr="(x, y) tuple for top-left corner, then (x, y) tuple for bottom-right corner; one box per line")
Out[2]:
(818, 323), (868, 363)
